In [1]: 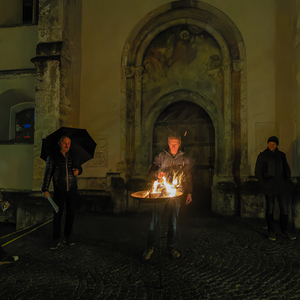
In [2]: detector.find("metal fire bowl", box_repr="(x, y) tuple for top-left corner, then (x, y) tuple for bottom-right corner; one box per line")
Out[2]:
(131, 190), (183, 203)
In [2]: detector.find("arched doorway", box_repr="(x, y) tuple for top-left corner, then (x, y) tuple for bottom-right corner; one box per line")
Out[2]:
(153, 101), (215, 212)
(122, 1), (247, 215)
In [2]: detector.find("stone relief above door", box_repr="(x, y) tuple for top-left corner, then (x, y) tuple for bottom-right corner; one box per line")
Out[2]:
(142, 25), (223, 119)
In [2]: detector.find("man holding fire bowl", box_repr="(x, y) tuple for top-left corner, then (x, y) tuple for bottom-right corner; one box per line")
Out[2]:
(143, 134), (193, 260)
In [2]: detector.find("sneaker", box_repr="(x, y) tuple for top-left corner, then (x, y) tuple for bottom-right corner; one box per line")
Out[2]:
(283, 231), (296, 240)
(63, 238), (75, 246)
(0, 254), (19, 265)
(143, 247), (154, 260)
(50, 239), (60, 250)
(268, 232), (276, 241)
(166, 247), (180, 259)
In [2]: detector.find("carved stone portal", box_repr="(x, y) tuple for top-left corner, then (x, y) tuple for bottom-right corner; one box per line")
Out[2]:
(121, 2), (246, 216)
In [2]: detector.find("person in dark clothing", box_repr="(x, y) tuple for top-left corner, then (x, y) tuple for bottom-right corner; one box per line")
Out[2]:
(0, 246), (18, 265)
(42, 136), (82, 249)
(143, 134), (193, 260)
(0, 192), (19, 264)
(255, 136), (296, 241)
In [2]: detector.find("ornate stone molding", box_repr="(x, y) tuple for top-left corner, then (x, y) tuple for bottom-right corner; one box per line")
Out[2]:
(222, 58), (232, 71)
(123, 66), (135, 78)
(123, 66), (145, 78)
(135, 66), (144, 76)
(233, 60), (243, 72)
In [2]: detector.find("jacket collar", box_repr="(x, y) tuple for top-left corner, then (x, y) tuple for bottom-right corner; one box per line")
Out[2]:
(163, 148), (185, 159)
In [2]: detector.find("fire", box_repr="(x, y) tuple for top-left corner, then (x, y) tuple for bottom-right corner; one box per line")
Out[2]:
(150, 171), (184, 198)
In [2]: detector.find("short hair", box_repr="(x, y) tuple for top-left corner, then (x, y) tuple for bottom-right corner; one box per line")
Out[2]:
(59, 136), (71, 143)
(168, 134), (181, 143)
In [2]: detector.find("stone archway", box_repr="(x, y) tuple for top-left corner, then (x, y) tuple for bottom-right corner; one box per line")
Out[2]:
(122, 1), (247, 215)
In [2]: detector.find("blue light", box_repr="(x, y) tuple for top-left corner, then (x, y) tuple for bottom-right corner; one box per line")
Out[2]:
(24, 124), (31, 129)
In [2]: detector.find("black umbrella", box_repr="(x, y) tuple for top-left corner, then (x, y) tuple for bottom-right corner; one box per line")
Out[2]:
(40, 127), (97, 165)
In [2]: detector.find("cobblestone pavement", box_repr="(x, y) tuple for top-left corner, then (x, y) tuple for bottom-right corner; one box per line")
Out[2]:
(1, 202), (300, 300)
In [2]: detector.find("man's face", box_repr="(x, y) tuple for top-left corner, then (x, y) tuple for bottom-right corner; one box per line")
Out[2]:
(268, 142), (277, 152)
(168, 138), (181, 155)
(59, 137), (71, 153)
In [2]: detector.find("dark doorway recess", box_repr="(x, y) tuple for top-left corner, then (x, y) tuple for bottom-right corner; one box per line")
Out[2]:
(153, 100), (215, 214)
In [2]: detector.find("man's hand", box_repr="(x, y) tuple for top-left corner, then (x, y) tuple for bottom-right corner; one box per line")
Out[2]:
(73, 168), (79, 176)
(158, 172), (166, 179)
(186, 194), (192, 205)
(44, 191), (51, 199)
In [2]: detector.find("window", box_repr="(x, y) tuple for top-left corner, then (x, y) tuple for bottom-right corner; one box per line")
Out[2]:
(23, 0), (39, 25)
(15, 108), (35, 140)
(9, 102), (35, 143)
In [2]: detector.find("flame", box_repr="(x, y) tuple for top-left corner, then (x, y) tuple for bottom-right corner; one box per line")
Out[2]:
(151, 171), (184, 197)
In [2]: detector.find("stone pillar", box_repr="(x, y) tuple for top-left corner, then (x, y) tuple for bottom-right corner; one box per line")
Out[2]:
(31, 0), (65, 193)
(31, 45), (62, 191)
(212, 181), (238, 216)
(107, 173), (126, 213)
(211, 58), (237, 216)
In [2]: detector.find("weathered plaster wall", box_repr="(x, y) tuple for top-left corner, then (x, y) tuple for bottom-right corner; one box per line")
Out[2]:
(0, 145), (33, 190)
(0, 26), (37, 70)
(201, 0), (296, 175)
(296, 1), (300, 177)
(80, 0), (296, 180)
(274, 1), (296, 175)
(80, 0), (171, 179)
(0, 25), (37, 143)
(0, 0), (23, 27)
(0, 75), (35, 141)
(0, 16), (37, 190)
(293, 2), (300, 227)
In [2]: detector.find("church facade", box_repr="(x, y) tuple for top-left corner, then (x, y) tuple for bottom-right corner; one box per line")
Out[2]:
(1, 0), (300, 226)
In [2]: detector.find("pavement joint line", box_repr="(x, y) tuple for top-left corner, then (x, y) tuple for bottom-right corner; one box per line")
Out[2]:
(0, 221), (51, 239)
(1, 218), (53, 247)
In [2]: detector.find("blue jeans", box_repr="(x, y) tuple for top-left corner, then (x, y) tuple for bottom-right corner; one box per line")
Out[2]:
(147, 198), (181, 248)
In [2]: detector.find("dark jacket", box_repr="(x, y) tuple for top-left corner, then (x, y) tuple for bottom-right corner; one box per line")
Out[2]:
(41, 150), (82, 193)
(255, 147), (291, 196)
(149, 148), (193, 194)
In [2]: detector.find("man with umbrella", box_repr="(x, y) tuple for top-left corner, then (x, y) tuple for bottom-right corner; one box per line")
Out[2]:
(41, 135), (83, 250)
